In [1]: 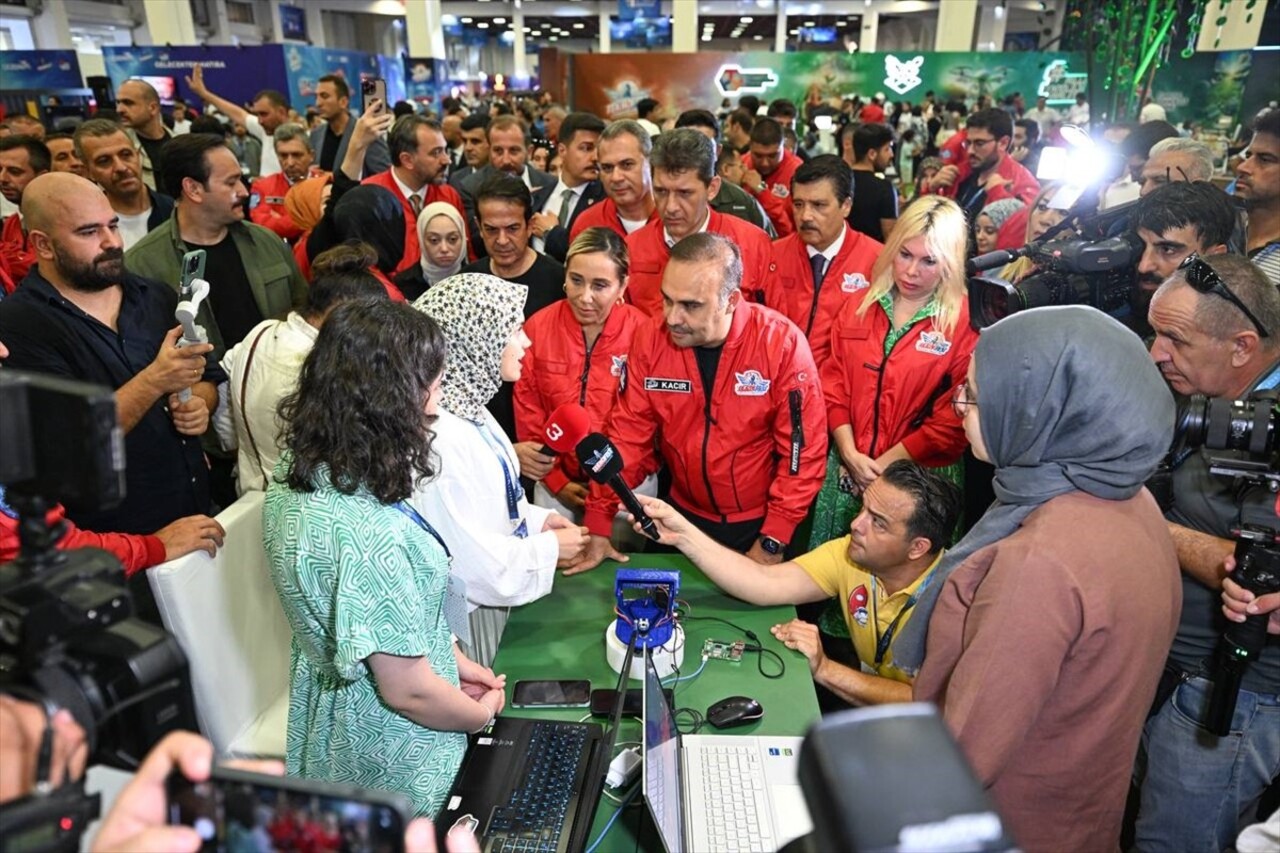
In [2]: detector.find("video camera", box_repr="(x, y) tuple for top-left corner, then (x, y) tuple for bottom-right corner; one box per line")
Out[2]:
(0, 370), (196, 851)
(1152, 390), (1280, 737)
(967, 197), (1143, 331)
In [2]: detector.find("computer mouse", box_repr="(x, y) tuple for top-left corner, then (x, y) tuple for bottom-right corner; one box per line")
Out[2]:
(706, 696), (764, 729)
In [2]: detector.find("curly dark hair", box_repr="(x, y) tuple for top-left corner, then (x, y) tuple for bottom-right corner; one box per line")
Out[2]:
(278, 299), (448, 503)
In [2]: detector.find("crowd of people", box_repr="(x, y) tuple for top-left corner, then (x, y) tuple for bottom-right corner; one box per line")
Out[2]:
(0, 69), (1278, 852)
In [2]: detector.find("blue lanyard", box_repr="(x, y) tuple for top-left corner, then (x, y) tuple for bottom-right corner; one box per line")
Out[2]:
(394, 501), (452, 559)
(870, 564), (939, 666)
(474, 421), (527, 534)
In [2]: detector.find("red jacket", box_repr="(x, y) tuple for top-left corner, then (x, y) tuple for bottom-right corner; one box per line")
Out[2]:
(584, 303), (828, 545)
(0, 214), (34, 289)
(1, 487), (164, 576)
(823, 296), (978, 467)
(764, 225), (884, 365)
(249, 172), (304, 243)
(742, 149), (801, 237)
(513, 300), (648, 495)
(291, 237), (405, 303)
(624, 210), (772, 317)
(925, 135), (1039, 207)
(860, 103), (887, 124)
(361, 170), (466, 275)
(569, 197), (659, 243)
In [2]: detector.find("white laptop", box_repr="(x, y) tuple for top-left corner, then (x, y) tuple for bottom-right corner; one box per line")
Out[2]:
(642, 653), (813, 853)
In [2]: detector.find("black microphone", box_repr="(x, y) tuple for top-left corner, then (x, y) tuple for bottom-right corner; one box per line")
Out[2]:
(575, 433), (660, 541)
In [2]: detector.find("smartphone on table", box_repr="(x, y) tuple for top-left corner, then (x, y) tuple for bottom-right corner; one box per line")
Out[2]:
(511, 679), (592, 708)
(167, 766), (410, 853)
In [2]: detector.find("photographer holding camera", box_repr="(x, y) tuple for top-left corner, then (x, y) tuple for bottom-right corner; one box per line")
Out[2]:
(1135, 253), (1280, 852)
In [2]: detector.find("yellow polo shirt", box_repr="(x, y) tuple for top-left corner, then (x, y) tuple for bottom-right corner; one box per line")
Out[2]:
(794, 537), (943, 683)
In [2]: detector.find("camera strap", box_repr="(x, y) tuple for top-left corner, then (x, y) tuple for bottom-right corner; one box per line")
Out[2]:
(237, 324), (273, 491)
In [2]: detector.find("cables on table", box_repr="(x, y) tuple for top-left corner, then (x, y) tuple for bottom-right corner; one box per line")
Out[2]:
(684, 615), (786, 679)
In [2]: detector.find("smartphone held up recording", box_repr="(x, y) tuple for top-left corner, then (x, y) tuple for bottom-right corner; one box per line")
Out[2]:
(361, 77), (388, 114)
(167, 767), (409, 853)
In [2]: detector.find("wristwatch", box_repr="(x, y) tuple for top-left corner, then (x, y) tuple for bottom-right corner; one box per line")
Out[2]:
(759, 535), (785, 556)
(755, 181), (767, 193)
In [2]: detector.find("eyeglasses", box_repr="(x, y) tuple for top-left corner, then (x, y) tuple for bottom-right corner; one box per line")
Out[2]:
(962, 136), (997, 150)
(952, 380), (978, 419)
(1179, 254), (1271, 338)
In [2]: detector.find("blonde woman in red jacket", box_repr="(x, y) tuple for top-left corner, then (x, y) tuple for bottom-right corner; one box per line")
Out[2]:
(513, 228), (651, 530)
(810, 195), (978, 548)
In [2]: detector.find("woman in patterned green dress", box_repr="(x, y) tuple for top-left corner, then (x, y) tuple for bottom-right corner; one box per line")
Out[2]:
(808, 197), (978, 640)
(264, 299), (507, 818)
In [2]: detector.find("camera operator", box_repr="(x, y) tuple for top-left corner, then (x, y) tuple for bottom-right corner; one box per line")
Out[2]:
(1136, 253), (1280, 852)
(1133, 181), (1236, 323)
(1223, 556), (1280, 636)
(0, 174), (224, 616)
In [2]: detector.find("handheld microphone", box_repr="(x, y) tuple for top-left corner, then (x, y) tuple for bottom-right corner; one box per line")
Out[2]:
(540, 402), (591, 456)
(575, 433), (660, 541)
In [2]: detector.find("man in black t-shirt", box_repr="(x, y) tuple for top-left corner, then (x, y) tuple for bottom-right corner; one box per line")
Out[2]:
(115, 79), (174, 196)
(845, 122), (898, 242)
(461, 173), (565, 439)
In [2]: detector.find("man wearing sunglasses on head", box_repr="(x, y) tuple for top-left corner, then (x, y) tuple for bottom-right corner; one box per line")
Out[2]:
(1135, 252), (1280, 853)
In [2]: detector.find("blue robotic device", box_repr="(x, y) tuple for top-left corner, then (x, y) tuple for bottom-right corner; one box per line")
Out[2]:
(613, 569), (680, 649)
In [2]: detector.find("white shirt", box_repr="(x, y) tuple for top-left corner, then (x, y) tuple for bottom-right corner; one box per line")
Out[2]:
(391, 168), (426, 212)
(1066, 103), (1090, 127)
(619, 215), (649, 234)
(637, 118), (662, 138)
(214, 313), (318, 494)
(1024, 106), (1060, 136)
(116, 207), (151, 250)
(533, 179), (584, 252)
(172, 119), (192, 136)
(409, 407), (559, 610)
(805, 225), (847, 275)
(245, 114), (281, 178)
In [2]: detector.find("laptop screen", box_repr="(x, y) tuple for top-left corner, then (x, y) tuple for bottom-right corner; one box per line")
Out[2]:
(643, 653), (684, 853)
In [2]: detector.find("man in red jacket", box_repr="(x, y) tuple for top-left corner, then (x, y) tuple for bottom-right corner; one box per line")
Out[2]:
(625, 129), (771, 316)
(361, 115), (463, 275)
(926, 109), (1038, 224)
(741, 117), (800, 237)
(765, 155), (882, 365)
(569, 119), (659, 242)
(249, 123), (314, 243)
(566, 233), (827, 573)
(0, 136), (49, 290)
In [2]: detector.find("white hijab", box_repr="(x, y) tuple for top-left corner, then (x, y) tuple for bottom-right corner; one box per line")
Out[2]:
(417, 202), (468, 285)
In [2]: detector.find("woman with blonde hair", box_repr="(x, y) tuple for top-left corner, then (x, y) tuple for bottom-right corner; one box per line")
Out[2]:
(998, 182), (1068, 283)
(809, 195), (978, 547)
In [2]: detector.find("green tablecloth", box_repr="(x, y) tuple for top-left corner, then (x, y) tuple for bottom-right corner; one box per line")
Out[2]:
(490, 554), (820, 852)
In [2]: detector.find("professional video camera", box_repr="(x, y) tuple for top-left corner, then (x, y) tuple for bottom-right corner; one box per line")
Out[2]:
(0, 370), (196, 851)
(966, 195), (1142, 330)
(1152, 390), (1280, 737)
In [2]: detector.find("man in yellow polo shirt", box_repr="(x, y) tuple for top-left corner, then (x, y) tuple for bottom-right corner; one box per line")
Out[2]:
(631, 460), (961, 705)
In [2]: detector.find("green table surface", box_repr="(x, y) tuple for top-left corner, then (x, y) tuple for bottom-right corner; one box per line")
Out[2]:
(489, 554), (820, 853)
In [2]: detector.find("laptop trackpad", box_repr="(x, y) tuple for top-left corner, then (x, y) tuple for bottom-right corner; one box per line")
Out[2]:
(770, 784), (813, 847)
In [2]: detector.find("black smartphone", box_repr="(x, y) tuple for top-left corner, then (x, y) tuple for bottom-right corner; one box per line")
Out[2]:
(167, 766), (410, 853)
(361, 76), (387, 114)
(590, 687), (673, 718)
(511, 679), (592, 708)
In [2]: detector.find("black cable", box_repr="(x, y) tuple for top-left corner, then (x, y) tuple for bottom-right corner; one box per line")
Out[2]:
(684, 615), (786, 679)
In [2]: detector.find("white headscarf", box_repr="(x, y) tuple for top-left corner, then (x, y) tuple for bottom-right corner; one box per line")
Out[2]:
(417, 202), (468, 286)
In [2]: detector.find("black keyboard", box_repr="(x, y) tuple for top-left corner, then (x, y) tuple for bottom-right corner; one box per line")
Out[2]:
(485, 722), (591, 853)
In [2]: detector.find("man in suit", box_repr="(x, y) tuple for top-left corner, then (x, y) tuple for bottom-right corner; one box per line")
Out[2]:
(448, 113), (491, 193)
(309, 74), (390, 178)
(529, 112), (607, 262)
(460, 115), (555, 258)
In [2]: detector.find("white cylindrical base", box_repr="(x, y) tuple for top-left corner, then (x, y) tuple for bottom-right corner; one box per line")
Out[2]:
(604, 623), (685, 681)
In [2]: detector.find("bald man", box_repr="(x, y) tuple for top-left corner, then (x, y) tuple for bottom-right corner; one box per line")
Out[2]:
(115, 78), (174, 195)
(0, 174), (220, 568)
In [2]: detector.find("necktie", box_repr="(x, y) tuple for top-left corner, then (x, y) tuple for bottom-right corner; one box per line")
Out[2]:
(410, 193), (423, 217)
(810, 253), (827, 289)
(557, 187), (575, 225)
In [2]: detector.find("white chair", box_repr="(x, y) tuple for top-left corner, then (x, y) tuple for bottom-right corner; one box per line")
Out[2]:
(146, 491), (291, 758)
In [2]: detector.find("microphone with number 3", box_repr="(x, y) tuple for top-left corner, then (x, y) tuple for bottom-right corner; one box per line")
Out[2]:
(575, 433), (660, 541)
(539, 402), (592, 457)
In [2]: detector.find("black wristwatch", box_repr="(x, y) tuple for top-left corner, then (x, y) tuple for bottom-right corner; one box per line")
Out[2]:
(759, 535), (785, 556)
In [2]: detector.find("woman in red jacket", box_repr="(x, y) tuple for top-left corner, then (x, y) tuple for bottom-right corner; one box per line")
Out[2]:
(810, 195), (978, 547)
(513, 228), (650, 523)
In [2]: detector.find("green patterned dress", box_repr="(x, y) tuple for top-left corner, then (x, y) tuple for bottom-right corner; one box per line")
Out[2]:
(807, 294), (963, 639)
(264, 465), (466, 817)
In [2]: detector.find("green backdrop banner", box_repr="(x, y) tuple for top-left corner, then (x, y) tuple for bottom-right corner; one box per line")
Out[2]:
(572, 51), (1089, 120)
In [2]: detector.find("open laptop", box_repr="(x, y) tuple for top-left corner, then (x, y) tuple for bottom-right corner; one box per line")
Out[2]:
(436, 715), (607, 853)
(642, 654), (812, 853)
